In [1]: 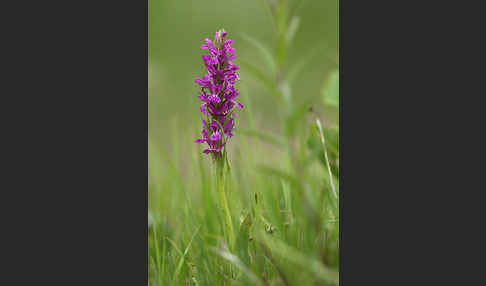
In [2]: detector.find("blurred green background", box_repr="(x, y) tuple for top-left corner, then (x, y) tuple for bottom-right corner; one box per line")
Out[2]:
(149, 0), (338, 151)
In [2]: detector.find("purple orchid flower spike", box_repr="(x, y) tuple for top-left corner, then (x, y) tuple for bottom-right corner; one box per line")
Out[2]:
(195, 29), (243, 161)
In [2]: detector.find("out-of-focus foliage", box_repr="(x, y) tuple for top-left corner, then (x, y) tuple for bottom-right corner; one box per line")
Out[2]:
(323, 70), (339, 108)
(149, 0), (338, 148)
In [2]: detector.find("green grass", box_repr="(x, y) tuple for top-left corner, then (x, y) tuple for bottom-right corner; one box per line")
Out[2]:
(148, 109), (339, 285)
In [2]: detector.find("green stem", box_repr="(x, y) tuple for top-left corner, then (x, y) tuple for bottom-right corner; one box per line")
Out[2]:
(216, 154), (235, 250)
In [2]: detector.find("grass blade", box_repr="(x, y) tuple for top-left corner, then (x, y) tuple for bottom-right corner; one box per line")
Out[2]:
(286, 44), (324, 84)
(286, 16), (300, 44)
(239, 60), (281, 99)
(322, 70), (339, 108)
(258, 232), (339, 285)
(241, 33), (277, 76)
(316, 118), (337, 199)
(170, 226), (201, 286)
(212, 247), (265, 286)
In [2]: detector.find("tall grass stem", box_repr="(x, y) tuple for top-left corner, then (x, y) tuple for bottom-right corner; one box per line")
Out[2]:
(316, 118), (337, 199)
(216, 155), (235, 250)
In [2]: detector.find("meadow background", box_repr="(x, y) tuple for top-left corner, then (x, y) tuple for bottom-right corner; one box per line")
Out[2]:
(149, 0), (339, 285)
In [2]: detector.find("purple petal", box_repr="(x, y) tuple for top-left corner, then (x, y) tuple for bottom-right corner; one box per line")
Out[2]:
(233, 100), (243, 108)
(210, 120), (219, 132)
(208, 94), (221, 104)
(202, 126), (208, 138)
(210, 131), (222, 142)
(197, 92), (207, 101)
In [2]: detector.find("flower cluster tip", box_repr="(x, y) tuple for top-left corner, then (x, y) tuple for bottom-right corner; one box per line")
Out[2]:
(195, 29), (243, 159)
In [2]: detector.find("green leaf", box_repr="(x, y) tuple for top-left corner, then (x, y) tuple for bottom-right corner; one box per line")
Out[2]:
(287, 44), (324, 84)
(285, 101), (312, 137)
(240, 33), (277, 76)
(239, 60), (281, 99)
(258, 0), (276, 33)
(280, 79), (292, 106)
(286, 16), (300, 44)
(322, 70), (339, 107)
